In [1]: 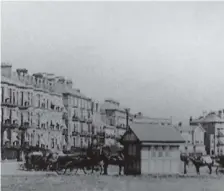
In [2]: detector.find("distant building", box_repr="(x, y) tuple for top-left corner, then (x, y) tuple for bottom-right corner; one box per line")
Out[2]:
(190, 110), (224, 155)
(120, 123), (185, 175)
(58, 78), (93, 150)
(133, 112), (172, 126)
(1, 64), (67, 160)
(100, 99), (132, 146)
(175, 124), (206, 155)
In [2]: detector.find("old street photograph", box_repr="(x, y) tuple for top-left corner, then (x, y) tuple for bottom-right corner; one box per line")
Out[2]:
(1, 1), (224, 191)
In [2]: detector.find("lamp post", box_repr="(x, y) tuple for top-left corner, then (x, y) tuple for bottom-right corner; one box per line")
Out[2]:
(125, 108), (130, 131)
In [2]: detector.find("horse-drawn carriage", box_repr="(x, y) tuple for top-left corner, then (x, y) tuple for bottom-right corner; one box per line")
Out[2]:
(20, 145), (125, 175)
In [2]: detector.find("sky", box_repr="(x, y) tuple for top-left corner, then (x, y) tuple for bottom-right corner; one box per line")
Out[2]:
(2, 1), (224, 124)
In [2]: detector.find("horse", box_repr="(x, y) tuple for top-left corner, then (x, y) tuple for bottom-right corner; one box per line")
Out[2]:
(64, 147), (104, 175)
(214, 155), (224, 174)
(189, 155), (213, 175)
(100, 146), (125, 175)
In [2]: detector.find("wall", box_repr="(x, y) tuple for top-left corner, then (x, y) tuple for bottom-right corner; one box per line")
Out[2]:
(141, 145), (181, 175)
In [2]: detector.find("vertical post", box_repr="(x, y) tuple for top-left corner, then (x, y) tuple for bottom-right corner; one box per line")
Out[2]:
(125, 108), (130, 131)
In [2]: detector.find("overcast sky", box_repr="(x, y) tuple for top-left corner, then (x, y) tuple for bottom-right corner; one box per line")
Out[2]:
(2, 1), (224, 124)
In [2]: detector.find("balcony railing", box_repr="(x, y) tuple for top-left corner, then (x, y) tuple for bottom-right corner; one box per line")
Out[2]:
(1, 119), (19, 129)
(116, 124), (126, 129)
(62, 129), (68, 135)
(19, 101), (30, 110)
(72, 131), (79, 136)
(19, 122), (30, 130)
(87, 118), (93, 124)
(72, 115), (79, 122)
(217, 131), (224, 138)
(2, 98), (17, 108)
(79, 117), (86, 123)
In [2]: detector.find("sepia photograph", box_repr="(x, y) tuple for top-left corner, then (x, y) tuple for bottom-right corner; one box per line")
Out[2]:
(1, 0), (224, 190)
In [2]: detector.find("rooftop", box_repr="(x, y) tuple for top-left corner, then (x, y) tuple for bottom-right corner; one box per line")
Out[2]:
(130, 123), (185, 143)
(191, 112), (224, 124)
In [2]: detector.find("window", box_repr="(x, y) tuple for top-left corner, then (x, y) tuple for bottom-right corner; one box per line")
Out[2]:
(80, 138), (83, 148)
(51, 138), (54, 148)
(158, 147), (163, 157)
(1, 87), (4, 103)
(17, 92), (19, 105)
(38, 94), (40, 107)
(96, 103), (98, 112)
(151, 147), (156, 157)
(28, 92), (30, 104)
(73, 138), (76, 147)
(128, 144), (136, 156)
(21, 91), (24, 106)
(1, 108), (4, 123)
(9, 88), (12, 103)
(165, 146), (170, 157)
(12, 91), (15, 104)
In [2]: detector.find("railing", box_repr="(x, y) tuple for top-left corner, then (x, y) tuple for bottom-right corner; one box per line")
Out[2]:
(72, 131), (79, 136)
(87, 118), (93, 124)
(72, 116), (79, 122)
(19, 101), (30, 109)
(79, 117), (86, 123)
(2, 98), (18, 107)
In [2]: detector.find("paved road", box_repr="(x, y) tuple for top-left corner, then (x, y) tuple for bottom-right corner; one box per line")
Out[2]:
(1, 174), (224, 191)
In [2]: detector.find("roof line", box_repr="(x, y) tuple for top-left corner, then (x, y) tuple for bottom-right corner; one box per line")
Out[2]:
(140, 140), (185, 143)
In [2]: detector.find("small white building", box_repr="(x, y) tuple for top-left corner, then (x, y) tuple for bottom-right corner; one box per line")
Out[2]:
(121, 123), (185, 175)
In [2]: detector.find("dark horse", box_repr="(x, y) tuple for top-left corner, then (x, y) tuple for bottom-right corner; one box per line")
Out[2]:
(214, 155), (224, 174)
(189, 155), (213, 175)
(100, 146), (125, 175)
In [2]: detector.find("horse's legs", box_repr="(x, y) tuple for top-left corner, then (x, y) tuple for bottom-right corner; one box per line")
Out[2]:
(208, 165), (212, 175)
(82, 167), (86, 174)
(103, 163), (108, 175)
(119, 165), (121, 175)
(184, 162), (187, 174)
(63, 168), (67, 174)
(91, 165), (94, 174)
(216, 166), (219, 175)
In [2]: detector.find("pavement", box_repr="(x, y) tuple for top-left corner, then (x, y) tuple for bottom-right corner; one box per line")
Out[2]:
(1, 160), (57, 176)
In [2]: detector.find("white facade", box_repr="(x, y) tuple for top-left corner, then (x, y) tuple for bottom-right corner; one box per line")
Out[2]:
(214, 123), (224, 155)
(60, 81), (93, 150)
(141, 145), (181, 175)
(177, 125), (206, 155)
(1, 64), (67, 152)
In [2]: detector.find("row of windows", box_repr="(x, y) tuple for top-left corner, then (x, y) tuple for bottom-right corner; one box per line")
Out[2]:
(73, 137), (91, 147)
(68, 97), (92, 110)
(1, 108), (33, 125)
(1, 87), (33, 106)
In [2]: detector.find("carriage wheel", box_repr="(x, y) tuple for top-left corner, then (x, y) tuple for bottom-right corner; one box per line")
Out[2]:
(93, 164), (103, 175)
(84, 164), (102, 175)
(83, 165), (93, 174)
